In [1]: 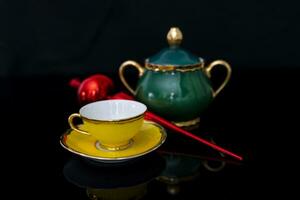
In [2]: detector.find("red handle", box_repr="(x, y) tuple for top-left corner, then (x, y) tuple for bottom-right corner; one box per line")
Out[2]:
(109, 92), (243, 161)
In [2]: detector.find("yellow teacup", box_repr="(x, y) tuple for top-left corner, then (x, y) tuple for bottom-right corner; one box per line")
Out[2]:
(68, 100), (147, 151)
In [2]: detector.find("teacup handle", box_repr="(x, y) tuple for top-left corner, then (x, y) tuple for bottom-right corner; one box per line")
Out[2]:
(119, 60), (145, 95)
(205, 60), (232, 98)
(68, 113), (91, 135)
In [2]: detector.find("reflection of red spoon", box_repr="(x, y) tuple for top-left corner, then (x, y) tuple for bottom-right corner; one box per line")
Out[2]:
(70, 77), (243, 161)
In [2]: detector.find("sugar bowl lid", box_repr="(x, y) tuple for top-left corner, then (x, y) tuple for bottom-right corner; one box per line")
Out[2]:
(147, 27), (203, 67)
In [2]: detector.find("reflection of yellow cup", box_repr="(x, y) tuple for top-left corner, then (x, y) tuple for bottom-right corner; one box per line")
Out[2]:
(87, 183), (147, 200)
(68, 100), (147, 151)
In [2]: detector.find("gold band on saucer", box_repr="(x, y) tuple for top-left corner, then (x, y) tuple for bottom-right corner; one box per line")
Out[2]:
(60, 121), (167, 163)
(95, 139), (134, 151)
(172, 117), (200, 127)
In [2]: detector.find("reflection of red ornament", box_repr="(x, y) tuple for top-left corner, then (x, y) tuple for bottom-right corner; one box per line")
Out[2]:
(69, 74), (114, 105)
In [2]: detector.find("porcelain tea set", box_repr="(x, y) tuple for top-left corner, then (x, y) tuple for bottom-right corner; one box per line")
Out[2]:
(60, 27), (232, 163)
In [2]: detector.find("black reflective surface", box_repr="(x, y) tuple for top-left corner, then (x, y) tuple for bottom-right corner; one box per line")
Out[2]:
(2, 69), (297, 199)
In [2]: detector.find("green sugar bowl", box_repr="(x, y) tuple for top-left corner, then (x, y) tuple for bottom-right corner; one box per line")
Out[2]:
(119, 27), (231, 127)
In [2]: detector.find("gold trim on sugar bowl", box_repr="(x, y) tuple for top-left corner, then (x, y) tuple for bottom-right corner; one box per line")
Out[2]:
(145, 60), (204, 72)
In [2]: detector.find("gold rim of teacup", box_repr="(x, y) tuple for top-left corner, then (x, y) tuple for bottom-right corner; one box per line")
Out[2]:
(80, 113), (145, 124)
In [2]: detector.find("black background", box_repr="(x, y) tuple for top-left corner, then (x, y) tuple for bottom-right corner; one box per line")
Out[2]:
(1, 0), (299, 199)
(1, 0), (300, 77)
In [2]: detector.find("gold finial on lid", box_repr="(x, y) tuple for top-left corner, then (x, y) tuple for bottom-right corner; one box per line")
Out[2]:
(167, 27), (183, 46)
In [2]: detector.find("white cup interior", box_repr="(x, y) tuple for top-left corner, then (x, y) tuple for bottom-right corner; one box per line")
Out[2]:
(79, 100), (147, 121)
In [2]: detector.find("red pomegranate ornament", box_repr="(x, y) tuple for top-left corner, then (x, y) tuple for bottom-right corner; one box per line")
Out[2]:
(69, 74), (114, 105)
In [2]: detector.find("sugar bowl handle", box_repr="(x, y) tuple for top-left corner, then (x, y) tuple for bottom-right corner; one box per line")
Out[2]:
(205, 60), (232, 97)
(119, 60), (145, 95)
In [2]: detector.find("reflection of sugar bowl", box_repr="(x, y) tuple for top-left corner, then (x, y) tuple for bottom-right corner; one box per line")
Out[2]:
(156, 153), (202, 195)
(119, 27), (231, 127)
(156, 152), (226, 195)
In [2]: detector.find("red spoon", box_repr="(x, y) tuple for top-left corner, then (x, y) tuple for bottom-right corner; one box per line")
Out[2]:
(110, 92), (243, 161)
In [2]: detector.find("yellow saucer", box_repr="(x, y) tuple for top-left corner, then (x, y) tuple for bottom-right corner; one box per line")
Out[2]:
(60, 121), (167, 163)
